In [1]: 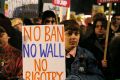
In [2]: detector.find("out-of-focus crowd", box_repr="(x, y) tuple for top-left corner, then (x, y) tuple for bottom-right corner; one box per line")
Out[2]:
(0, 10), (120, 80)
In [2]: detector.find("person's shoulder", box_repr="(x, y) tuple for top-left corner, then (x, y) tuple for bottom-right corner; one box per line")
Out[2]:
(77, 46), (96, 59)
(9, 45), (22, 56)
(78, 46), (93, 54)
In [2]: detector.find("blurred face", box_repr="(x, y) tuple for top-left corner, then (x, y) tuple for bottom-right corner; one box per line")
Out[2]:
(115, 16), (120, 26)
(95, 21), (106, 38)
(0, 32), (9, 46)
(36, 19), (42, 25)
(44, 17), (56, 25)
(65, 30), (80, 52)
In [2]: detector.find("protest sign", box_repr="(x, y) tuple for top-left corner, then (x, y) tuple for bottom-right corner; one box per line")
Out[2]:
(43, 3), (67, 21)
(52, 0), (70, 7)
(22, 25), (66, 80)
(97, 0), (120, 3)
(92, 5), (104, 18)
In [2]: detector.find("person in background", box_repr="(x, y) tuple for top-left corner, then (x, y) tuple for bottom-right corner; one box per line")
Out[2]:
(92, 13), (107, 22)
(41, 10), (57, 25)
(32, 18), (42, 25)
(79, 18), (113, 80)
(0, 14), (22, 51)
(0, 26), (22, 80)
(109, 36), (120, 80)
(60, 20), (104, 80)
(109, 13), (120, 41)
(79, 18), (107, 66)
(84, 13), (107, 40)
(23, 18), (33, 25)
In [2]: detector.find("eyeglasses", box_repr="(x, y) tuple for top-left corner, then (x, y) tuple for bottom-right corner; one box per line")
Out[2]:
(45, 20), (55, 23)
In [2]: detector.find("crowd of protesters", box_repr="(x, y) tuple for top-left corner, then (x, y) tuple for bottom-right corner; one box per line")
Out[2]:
(0, 9), (120, 80)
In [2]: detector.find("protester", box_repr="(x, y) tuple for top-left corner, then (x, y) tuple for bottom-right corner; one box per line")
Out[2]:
(84, 13), (107, 40)
(0, 14), (22, 51)
(79, 18), (107, 66)
(60, 20), (104, 80)
(79, 18), (114, 80)
(0, 26), (22, 79)
(41, 10), (57, 25)
(109, 13), (120, 41)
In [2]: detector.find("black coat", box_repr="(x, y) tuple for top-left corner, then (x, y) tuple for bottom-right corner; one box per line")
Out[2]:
(0, 17), (22, 51)
(79, 34), (104, 69)
(109, 36), (120, 79)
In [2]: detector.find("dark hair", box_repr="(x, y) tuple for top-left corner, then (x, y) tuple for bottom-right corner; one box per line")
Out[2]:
(41, 10), (56, 24)
(111, 13), (120, 24)
(93, 13), (107, 22)
(93, 18), (107, 29)
(60, 20), (80, 31)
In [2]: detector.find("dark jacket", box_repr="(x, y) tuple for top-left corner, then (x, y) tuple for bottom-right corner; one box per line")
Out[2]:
(0, 18), (22, 51)
(109, 36), (120, 79)
(79, 34), (104, 69)
(66, 46), (104, 80)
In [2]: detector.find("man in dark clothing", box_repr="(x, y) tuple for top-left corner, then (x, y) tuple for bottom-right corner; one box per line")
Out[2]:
(0, 14), (22, 51)
(79, 18), (113, 80)
(61, 20), (104, 80)
(79, 18), (108, 68)
(109, 36), (120, 79)
(109, 13), (120, 41)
